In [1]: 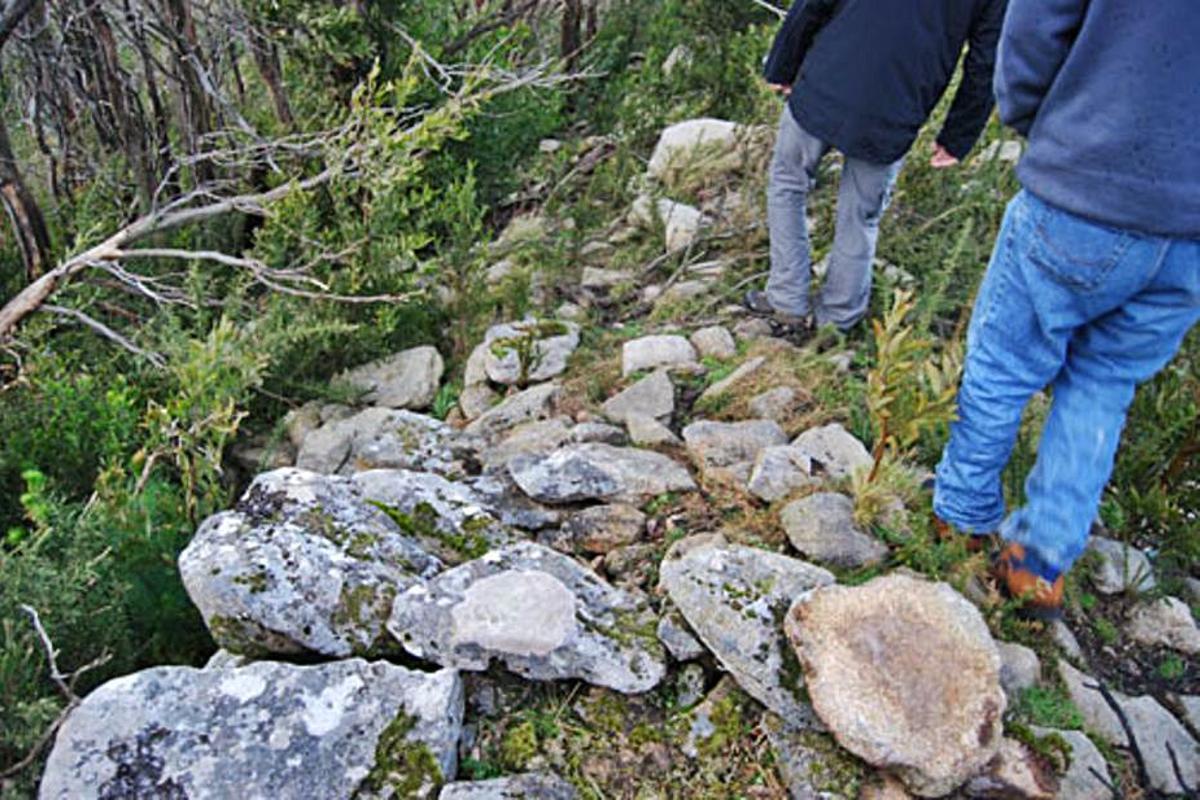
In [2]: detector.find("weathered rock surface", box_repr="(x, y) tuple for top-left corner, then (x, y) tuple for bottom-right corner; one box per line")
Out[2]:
(440, 773), (578, 800)
(1085, 535), (1157, 595)
(792, 423), (873, 480)
(785, 574), (1005, 797)
(562, 504), (646, 555)
(482, 320), (581, 386)
(690, 326), (737, 360)
(459, 385), (500, 421)
(631, 196), (705, 252)
(352, 469), (514, 565)
(478, 417), (573, 471)
(602, 370), (675, 423)
(764, 715), (863, 800)
(296, 408), (466, 477)
(747, 446), (816, 503)
(660, 539), (834, 726)
(466, 473), (562, 532)
(180, 469), (442, 657)
(749, 387), (801, 423)
(581, 266), (634, 294)
(388, 542), (666, 693)
(1177, 694), (1200, 735)
(996, 641), (1042, 697)
(40, 659), (463, 800)
(657, 611), (706, 662)
(697, 356), (766, 404)
(647, 118), (742, 183)
(780, 493), (887, 569)
(622, 335), (699, 376)
(1126, 596), (1200, 654)
(964, 738), (1058, 799)
(683, 419), (788, 484)
(1058, 659), (1200, 794)
(626, 414), (681, 447)
(465, 383), (561, 442)
(1030, 727), (1113, 800)
(570, 421), (627, 446)
(508, 443), (696, 505)
(338, 346), (444, 410)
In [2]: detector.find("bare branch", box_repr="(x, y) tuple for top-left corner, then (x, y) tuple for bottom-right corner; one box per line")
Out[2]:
(748, 0), (786, 19)
(40, 304), (166, 366)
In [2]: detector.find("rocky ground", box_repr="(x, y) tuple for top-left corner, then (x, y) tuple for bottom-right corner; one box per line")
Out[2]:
(37, 121), (1200, 799)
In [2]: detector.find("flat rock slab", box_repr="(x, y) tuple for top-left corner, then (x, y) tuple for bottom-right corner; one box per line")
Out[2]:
(296, 408), (467, 477)
(482, 320), (581, 386)
(338, 346), (444, 410)
(352, 469), (515, 565)
(1058, 659), (1200, 794)
(478, 417), (574, 471)
(464, 383), (562, 442)
(697, 357), (766, 405)
(1126, 596), (1200, 654)
(780, 493), (888, 569)
(440, 773), (578, 799)
(748, 445), (816, 503)
(40, 659), (463, 800)
(660, 540), (834, 726)
(683, 419), (788, 486)
(388, 542), (666, 694)
(690, 326), (736, 360)
(180, 468), (442, 658)
(603, 370), (675, 424)
(785, 574), (1005, 797)
(792, 423), (873, 480)
(763, 714), (867, 800)
(622, 335), (698, 376)
(964, 738), (1058, 799)
(1030, 727), (1114, 800)
(508, 443), (696, 505)
(561, 503), (646, 555)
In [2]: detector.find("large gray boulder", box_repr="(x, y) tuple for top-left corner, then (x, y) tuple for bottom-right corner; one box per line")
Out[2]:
(482, 320), (581, 386)
(338, 346), (444, 410)
(180, 468), (442, 658)
(508, 443), (696, 505)
(785, 574), (1006, 797)
(660, 538), (834, 726)
(40, 659), (463, 800)
(296, 408), (466, 477)
(388, 542), (666, 694)
(352, 469), (515, 565)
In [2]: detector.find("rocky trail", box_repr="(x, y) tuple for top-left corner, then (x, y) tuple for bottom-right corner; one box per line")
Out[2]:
(38, 121), (1200, 799)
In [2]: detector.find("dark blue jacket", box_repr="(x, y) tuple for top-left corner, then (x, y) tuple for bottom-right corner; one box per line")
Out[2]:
(998, 0), (1200, 238)
(764, 0), (1006, 165)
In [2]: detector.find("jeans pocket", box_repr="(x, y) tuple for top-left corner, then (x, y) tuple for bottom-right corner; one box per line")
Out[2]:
(1026, 200), (1135, 293)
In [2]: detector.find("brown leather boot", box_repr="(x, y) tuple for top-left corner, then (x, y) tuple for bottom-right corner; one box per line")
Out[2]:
(933, 516), (990, 553)
(995, 542), (1065, 620)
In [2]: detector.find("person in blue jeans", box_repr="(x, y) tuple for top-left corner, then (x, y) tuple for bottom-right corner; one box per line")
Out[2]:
(934, 0), (1200, 618)
(747, 0), (1006, 333)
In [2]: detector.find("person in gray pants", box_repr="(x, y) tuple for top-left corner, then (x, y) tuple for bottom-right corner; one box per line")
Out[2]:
(747, 0), (1006, 333)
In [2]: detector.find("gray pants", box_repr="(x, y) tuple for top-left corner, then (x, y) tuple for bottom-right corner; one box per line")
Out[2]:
(766, 107), (902, 329)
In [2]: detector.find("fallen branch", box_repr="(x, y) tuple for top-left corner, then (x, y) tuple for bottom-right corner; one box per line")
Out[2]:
(748, 0), (786, 19)
(40, 304), (166, 367)
(0, 606), (112, 782)
(1087, 679), (1151, 793)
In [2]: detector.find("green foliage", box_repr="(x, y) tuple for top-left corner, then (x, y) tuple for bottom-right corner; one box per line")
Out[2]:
(1012, 685), (1085, 731)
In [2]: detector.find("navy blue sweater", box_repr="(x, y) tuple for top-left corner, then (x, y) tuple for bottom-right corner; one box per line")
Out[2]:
(764, 0), (1006, 165)
(998, 0), (1200, 238)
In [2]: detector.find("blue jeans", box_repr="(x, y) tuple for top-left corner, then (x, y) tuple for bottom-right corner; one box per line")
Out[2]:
(936, 190), (1200, 577)
(766, 107), (902, 328)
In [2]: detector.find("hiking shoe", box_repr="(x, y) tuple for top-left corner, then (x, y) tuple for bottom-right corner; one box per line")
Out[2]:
(743, 289), (776, 316)
(995, 542), (1065, 621)
(933, 515), (991, 554)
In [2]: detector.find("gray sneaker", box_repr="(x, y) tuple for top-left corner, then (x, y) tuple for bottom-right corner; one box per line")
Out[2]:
(744, 290), (811, 329)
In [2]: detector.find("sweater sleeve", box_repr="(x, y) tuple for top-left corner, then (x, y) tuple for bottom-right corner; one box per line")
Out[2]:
(995, 0), (1088, 137)
(762, 0), (839, 86)
(935, 0), (1006, 160)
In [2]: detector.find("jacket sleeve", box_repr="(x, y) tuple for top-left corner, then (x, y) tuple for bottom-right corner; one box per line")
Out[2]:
(762, 0), (839, 86)
(995, 0), (1088, 137)
(936, 0), (1007, 159)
